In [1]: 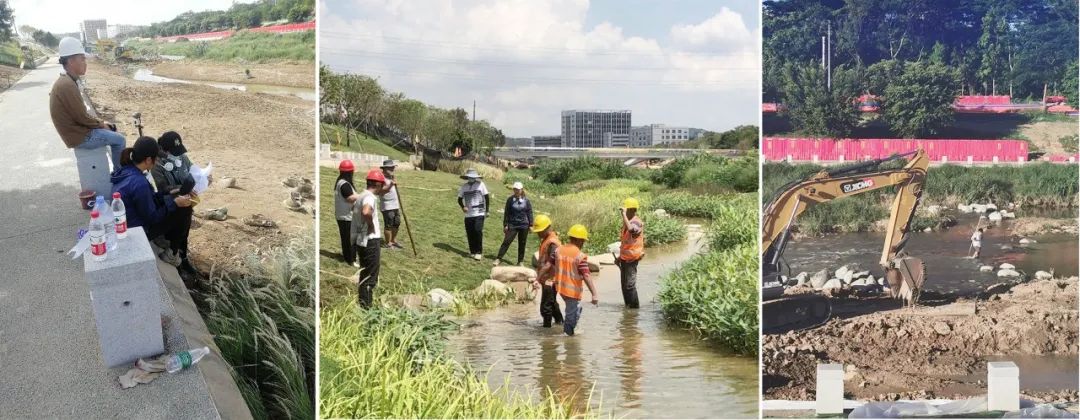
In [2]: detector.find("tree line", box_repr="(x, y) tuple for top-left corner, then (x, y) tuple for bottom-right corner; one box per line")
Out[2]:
(764, 0), (1079, 138)
(138, 0), (314, 38)
(319, 66), (507, 155)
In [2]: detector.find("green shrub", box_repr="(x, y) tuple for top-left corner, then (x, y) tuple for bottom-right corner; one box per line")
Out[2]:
(657, 243), (758, 355)
(531, 156), (645, 185)
(707, 195), (759, 251)
(157, 30), (315, 62)
(652, 154), (758, 193)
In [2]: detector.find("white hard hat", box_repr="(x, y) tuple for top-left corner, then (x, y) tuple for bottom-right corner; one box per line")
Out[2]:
(58, 37), (85, 58)
(512, 181), (523, 190)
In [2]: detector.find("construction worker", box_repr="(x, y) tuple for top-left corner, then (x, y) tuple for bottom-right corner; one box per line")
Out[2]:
(50, 37), (125, 169)
(334, 160), (361, 268)
(457, 168), (490, 260)
(552, 224), (598, 336)
(531, 214), (563, 328)
(379, 159), (404, 249)
(616, 197), (645, 308)
(353, 168), (389, 308)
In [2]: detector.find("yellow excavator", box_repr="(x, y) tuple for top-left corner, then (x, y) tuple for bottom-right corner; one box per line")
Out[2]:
(761, 149), (930, 334)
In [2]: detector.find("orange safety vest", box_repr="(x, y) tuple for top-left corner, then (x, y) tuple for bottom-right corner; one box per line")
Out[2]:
(554, 243), (587, 300)
(537, 232), (562, 283)
(619, 216), (645, 262)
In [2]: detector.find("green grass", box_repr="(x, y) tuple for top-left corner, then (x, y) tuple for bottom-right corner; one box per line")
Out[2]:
(1061, 135), (1079, 154)
(133, 30), (314, 63)
(319, 305), (591, 418)
(321, 123), (409, 161)
(200, 234), (315, 420)
(0, 41), (22, 67)
(762, 161), (1079, 235)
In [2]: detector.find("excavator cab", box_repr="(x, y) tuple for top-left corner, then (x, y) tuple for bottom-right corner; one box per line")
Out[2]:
(761, 149), (929, 334)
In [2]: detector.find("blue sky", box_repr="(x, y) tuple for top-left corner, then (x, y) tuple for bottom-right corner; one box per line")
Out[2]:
(320, 0), (761, 137)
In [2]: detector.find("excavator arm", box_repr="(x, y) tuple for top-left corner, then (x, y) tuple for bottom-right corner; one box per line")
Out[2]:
(761, 149), (929, 333)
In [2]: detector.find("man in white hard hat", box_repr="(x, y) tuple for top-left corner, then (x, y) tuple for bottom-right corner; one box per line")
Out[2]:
(50, 36), (125, 169)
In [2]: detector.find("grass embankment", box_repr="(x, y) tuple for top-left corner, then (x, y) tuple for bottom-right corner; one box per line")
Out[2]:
(763, 162), (1079, 235)
(0, 40), (22, 67)
(319, 306), (585, 418)
(131, 31), (315, 63)
(199, 234), (315, 420)
(321, 123), (410, 161)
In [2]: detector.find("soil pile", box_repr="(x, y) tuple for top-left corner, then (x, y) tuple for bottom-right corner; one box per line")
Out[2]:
(763, 278), (1078, 402)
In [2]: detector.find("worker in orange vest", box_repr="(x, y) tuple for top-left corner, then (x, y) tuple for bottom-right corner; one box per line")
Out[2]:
(616, 198), (645, 308)
(551, 224), (598, 336)
(531, 214), (563, 328)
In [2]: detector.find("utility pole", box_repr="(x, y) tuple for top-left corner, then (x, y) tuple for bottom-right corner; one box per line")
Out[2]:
(827, 21), (832, 91)
(472, 100), (476, 122)
(821, 36), (826, 69)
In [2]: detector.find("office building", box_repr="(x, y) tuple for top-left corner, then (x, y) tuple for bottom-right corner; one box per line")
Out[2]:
(630, 124), (691, 147)
(532, 135), (562, 148)
(107, 24), (145, 39)
(560, 110), (631, 148)
(80, 19), (107, 43)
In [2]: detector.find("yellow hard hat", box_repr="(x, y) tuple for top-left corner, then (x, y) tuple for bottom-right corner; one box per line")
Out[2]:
(623, 197), (640, 209)
(531, 214), (552, 233)
(568, 224), (589, 240)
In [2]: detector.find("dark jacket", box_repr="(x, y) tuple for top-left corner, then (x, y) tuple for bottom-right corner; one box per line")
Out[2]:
(503, 195), (534, 229)
(111, 165), (177, 229)
(150, 153), (195, 194)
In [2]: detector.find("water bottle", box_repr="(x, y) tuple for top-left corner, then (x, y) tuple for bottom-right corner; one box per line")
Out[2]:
(93, 196), (117, 251)
(111, 192), (127, 239)
(89, 210), (106, 261)
(166, 347), (210, 373)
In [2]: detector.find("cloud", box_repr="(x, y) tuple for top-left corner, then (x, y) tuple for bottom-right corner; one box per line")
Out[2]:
(320, 0), (760, 136)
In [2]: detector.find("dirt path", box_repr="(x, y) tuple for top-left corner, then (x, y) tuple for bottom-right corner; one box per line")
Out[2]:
(763, 278), (1078, 403)
(0, 65), (26, 94)
(85, 60), (314, 272)
(152, 60), (314, 89)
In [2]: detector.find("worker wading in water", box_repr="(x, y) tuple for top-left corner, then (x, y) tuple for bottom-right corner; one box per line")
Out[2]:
(616, 198), (645, 308)
(549, 224), (598, 336)
(531, 214), (563, 328)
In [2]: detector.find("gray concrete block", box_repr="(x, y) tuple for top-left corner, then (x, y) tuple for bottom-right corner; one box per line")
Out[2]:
(73, 147), (113, 202)
(83, 227), (163, 367)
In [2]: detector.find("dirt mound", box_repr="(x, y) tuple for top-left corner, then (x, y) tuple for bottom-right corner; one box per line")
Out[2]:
(763, 278), (1078, 401)
(86, 60), (314, 271)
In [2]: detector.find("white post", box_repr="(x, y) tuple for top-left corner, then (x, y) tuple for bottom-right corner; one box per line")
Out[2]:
(987, 361), (1019, 411)
(786, 154), (793, 163)
(816, 363), (844, 415)
(993, 156), (999, 164)
(1017, 156), (1024, 164)
(967, 156), (973, 165)
(941, 156), (948, 164)
(812, 154), (819, 163)
(839, 154), (845, 163)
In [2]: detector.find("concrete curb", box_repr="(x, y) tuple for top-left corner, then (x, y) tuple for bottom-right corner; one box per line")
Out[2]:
(155, 256), (253, 420)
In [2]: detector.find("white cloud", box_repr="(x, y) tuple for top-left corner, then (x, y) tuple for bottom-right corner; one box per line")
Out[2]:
(320, 0), (760, 136)
(9, 0), (242, 34)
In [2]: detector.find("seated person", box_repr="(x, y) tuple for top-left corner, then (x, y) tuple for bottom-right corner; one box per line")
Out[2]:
(111, 136), (198, 284)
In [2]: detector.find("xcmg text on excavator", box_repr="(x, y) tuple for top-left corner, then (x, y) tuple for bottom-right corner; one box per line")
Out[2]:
(761, 149), (930, 334)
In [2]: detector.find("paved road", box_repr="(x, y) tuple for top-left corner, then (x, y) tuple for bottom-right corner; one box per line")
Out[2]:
(0, 62), (216, 418)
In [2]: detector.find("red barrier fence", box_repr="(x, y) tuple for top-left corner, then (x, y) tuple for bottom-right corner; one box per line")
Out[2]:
(155, 21), (315, 42)
(763, 138), (1030, 163)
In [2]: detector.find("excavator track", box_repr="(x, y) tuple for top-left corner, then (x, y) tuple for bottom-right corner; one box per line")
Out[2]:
(762, 294), (832, 335)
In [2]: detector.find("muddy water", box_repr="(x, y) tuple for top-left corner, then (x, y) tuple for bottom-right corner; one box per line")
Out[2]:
(784, 214), (1078, 295)
(448, 227), (759, 418)
(132, 69), (315, 101)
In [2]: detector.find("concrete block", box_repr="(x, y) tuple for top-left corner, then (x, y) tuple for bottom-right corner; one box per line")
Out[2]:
(74, 147), (113, 204)
(83, 227), (163, 367)
(816, 363), (844, 415)
(987, 361), (1019, 411)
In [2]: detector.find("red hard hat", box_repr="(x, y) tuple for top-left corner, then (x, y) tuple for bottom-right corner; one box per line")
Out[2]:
(366, 168), (386, 183)
(338, 160), (355, 172)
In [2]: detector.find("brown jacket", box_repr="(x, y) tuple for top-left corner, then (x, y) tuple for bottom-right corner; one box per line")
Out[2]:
(50, 74), (102, 148)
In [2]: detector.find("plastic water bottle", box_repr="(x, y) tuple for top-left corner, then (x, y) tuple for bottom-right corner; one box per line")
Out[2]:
(93, 196), (117, 251)
(166, 347), (210, 373)
(111, 192), (127, 239)
(89, 210), (107, 261)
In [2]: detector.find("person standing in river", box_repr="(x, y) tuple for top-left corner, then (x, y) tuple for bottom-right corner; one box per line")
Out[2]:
(457, 168), (490, 260)
(494, 182), (533, 266)
(971, 227), (984, 258)
(531, 214), (563, 328)
(550, 224), (598, 336)
(616, 197), (645, 308)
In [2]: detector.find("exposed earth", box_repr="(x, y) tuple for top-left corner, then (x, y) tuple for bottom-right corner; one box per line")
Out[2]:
(151, 59), (314, 89)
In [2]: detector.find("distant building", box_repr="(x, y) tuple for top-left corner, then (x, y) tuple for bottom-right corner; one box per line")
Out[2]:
(505, 137), (533, 147)
(630, 124), (690, 147)
(80, 19), (107, 43)
(107, 24), (145, 39)
(603, 132), (630, 148)
(96, 29), (108, 41)
(532, 135), (562, 148)
(560, 110), (631, 148)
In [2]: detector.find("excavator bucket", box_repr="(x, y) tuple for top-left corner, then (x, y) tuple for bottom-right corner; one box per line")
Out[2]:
(885, 257), (926, 306)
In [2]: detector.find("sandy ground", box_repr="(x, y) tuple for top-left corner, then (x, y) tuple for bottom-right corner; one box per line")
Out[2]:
(763, 278), (1079, 403)
(85, 59), (315, 272)
(152, 60), (314, 89)
(0, 65), (26, 92)
(1024, 121), (1078, 154)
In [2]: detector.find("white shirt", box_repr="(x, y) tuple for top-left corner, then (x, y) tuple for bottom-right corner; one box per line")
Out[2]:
(351, 191), (382, 246)
(971, 231), (982, 246)
(458, 180), (489, 218)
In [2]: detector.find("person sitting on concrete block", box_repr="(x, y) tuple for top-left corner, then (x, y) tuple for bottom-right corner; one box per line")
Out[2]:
(111, 137), (197, 285)
(49, 37), (125, 170)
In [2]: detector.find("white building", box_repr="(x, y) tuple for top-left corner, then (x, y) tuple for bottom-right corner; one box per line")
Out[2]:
(80, 19), (107, 43)
(107, 24), (145, 39)
(630, 124), (690, 147)
(561, 109), (631, 148)
(603, 132), (630, 148)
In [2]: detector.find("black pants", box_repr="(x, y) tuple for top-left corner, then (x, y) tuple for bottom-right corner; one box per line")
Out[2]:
(496, 227), (529, 264)
(337, 220), (355, 264)
(357, 238), (381, 308)
(464, 216), (485, 255)
(540, 284), (563, 327)
(147, 207), (193, 258)
(617, 258), (641, 308)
